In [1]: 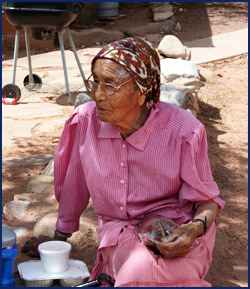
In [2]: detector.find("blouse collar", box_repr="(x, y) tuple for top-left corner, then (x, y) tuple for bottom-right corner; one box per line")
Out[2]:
(97, 105), (159, 151)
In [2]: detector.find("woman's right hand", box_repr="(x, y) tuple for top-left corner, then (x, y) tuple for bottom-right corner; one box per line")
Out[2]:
(155, 222), (200, 258)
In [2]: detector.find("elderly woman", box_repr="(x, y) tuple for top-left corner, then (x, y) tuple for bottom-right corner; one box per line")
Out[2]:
(54, 37), (225, 287)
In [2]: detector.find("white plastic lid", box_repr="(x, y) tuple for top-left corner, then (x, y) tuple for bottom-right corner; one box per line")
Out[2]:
(2, 227), (16, 248)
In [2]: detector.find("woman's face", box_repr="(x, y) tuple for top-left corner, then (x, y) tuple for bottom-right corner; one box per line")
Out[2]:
(92, 58), (144, 127)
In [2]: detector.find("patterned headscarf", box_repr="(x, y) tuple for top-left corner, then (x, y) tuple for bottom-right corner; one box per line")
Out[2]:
(91, 36), (161, 106)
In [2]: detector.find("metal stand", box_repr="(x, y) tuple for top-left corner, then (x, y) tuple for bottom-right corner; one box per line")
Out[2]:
(12, 27), (21, 85)
(3, 25), (88, 104)
(24, 27), (34, 85)
(57, 30), (72, 104)
(66, 27), (89, 92)
(58, 28), (90, 104)
(2, 27), (22, 101)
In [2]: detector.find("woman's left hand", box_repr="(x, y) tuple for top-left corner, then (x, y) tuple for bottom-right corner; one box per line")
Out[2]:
(155, 222), (201, 258)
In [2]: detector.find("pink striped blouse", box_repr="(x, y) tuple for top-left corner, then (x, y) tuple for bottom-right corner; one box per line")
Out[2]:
(54, 101), (225, 249)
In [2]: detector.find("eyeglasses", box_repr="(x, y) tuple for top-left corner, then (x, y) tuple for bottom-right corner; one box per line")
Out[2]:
(84, 74), (133, 96)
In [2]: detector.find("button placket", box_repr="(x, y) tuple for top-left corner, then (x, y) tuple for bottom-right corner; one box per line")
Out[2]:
(119, 141), (128, 214)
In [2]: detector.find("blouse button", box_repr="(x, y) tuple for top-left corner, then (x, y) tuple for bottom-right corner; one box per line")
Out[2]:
(122, 144), (126, 148)
(120, 179), (125, 184)
(120, 206), (124, 211)
(120, 162), (125, 167)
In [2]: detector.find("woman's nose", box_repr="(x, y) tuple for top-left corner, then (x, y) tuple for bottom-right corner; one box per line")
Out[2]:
(94, 86), (107, 101)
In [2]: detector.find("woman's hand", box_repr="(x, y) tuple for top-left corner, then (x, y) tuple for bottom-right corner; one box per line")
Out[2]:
(156, 221), (203, 258)
(156, 202), (219, 258)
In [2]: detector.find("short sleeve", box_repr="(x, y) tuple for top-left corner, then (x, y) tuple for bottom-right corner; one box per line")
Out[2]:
(179, 123), (226, 211)
(54, 108), (90, 233)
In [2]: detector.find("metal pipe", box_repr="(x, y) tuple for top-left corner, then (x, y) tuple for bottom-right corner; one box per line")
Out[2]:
(58, 31), (71, 104)
(24, 27), (34, 85)
(66, 27), (89, 92)
(12, 28), (20, 84)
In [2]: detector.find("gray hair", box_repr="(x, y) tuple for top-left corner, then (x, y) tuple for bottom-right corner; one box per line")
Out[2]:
(117, 65), (139, 91)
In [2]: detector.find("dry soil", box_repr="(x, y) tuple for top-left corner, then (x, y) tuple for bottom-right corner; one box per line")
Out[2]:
(2, 2), (248, 287)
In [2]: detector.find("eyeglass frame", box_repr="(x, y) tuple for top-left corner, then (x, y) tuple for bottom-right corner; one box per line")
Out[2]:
(84, 74), (134, 96)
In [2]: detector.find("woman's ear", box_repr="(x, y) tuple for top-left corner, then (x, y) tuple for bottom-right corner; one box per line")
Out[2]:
(137, 92), (147, 106)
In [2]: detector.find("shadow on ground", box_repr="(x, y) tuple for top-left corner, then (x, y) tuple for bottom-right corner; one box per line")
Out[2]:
(197, 100), (248, 287)
(175, 2), (248, 45)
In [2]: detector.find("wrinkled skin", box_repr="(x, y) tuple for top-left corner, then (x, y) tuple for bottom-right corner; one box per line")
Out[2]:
(92, 59), (149, 139)
(156, 202), (219, 258)
(156, 223), (199, 258)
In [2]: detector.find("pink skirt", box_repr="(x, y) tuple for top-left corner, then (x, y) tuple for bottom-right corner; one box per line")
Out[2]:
(90, 221), (217, 287)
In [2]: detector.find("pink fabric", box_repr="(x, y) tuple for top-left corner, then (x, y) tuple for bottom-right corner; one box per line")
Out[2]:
(54, 100), (225, 285)
(55, 101), (224, 237)
(90, 222), (217, 287)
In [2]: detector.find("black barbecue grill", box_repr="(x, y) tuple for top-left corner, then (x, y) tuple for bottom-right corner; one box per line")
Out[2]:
(2, 2), (89, 104)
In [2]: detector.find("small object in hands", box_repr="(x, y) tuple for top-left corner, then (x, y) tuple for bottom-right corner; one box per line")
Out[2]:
(160, 232), (180, 244)
(38, 241), (72, 273)
(165, 230), (171, 235)
(136, 215), (179, 250)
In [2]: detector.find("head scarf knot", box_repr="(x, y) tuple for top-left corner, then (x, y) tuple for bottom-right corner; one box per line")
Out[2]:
(92, 36), (161, 105)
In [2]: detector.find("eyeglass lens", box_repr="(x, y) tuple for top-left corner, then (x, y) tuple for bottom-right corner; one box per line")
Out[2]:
(85, 80), (116, 95)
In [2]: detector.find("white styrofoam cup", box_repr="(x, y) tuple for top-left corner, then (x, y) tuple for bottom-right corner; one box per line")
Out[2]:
(38, 241), (72, 273)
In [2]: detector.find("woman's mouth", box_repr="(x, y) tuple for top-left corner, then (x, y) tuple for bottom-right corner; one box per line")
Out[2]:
(97, 107), (108, 112)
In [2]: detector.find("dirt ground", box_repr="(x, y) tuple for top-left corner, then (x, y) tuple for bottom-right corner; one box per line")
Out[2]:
(2, 2), (248, 287)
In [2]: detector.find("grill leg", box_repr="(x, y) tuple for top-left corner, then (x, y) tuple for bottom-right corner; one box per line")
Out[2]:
(66, 27), (89, 92)
(12, 27), (21, 85)
(24, 27), (34, 85)
(58, 31), (71, 105)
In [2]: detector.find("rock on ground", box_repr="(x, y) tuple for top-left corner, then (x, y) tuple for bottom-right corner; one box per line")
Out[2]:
(197, 66), (216, 81)
(3, 201), (31, 220)
(74, 92), (93, 108)
(145, 34), (163, 44)
(160, 84), (200, 117)
(169, 78), (203, 90)
(14, 192), (55, 203)
(151, 3), (173, 13)
(33, 212), (60, 237)
(2, 225), (29, 239)
(26, 175), (54, 194)
(154, 12), (174, 22)
(41, 159), (54, 176)
(3, 198), (58, 223)
(160, 57), (201, 116)
(161, 58), (199, 82)
(158, 35), (187, 59)
(184, 46), (191, 61)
